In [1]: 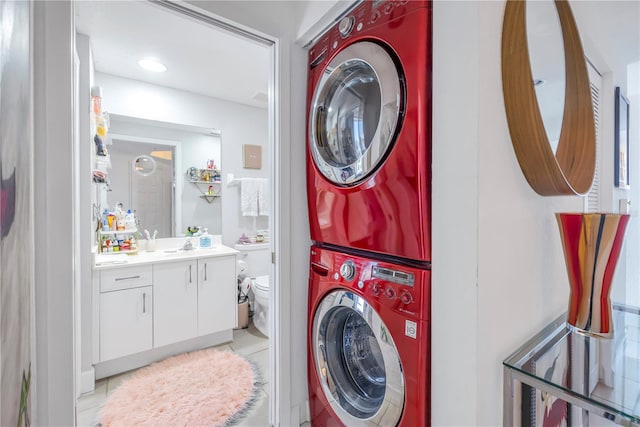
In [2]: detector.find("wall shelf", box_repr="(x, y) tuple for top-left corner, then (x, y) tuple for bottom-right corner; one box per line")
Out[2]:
(189, 180), (222, 184)
(199, 194), (220, 203)
(189, 181), (221, 203)
(98, 228), (138, 254)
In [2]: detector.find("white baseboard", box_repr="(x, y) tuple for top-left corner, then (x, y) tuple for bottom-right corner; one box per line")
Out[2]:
(300, 399), (310, 424)
(289, 400), (310, 426)
(94, 330), (233, 379)
(80, 367), (95, 394)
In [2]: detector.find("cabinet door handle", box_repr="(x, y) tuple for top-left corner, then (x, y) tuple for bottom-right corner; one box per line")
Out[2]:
(115, 275), (140, 282)
(142, 293), (146, 313)
(189, 265), (192, 283)
(204, 263), (207, 281)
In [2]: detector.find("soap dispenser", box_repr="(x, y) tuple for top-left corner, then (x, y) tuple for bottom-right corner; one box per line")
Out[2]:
(199, 228), (212, 248)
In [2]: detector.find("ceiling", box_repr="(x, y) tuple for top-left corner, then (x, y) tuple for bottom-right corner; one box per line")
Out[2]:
(75, 1), (270, 109)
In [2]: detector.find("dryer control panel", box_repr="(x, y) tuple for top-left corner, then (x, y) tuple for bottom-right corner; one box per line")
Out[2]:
(308, 0), (430, 70)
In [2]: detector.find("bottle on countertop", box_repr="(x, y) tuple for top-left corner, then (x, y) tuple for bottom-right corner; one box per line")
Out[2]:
(101, 209), (110, 230)
(199, 228), (212, 248)
(125, 209), (136, 230)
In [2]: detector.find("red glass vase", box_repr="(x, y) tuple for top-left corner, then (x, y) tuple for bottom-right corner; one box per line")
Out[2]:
(556, 213), (630, 338)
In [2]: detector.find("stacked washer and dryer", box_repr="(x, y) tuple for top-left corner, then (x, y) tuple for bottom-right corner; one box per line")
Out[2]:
(305, 1), (432, 426)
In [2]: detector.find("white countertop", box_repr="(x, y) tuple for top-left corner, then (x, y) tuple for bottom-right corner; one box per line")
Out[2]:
(94, 244), (239, 270)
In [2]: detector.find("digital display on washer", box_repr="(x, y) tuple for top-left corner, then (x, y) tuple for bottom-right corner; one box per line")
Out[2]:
(372, 266), (415, 286)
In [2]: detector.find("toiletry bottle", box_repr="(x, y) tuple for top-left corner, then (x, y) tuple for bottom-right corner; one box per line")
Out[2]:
(102, 209), (109, 230)
(199, 228), (212, 248)
(125, 209), (136, 230)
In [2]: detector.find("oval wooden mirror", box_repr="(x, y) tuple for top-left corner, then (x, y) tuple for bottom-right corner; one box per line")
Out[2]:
(501, 0), (595, 196)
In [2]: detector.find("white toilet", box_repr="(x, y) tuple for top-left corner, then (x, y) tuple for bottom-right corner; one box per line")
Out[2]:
(234, 243), (270, 337)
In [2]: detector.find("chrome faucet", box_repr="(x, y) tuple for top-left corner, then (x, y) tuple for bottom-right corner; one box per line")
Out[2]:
(182, 237), (194, 251)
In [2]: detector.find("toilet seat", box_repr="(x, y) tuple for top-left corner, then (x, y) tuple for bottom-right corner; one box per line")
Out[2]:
(253, 275), (270, 293)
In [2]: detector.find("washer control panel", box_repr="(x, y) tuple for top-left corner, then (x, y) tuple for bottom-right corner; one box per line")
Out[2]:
(323, 250), (428, 320)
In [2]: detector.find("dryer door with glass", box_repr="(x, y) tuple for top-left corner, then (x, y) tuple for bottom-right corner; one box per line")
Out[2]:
(312, 289), (405, 426)
(309, 41), (403, 186)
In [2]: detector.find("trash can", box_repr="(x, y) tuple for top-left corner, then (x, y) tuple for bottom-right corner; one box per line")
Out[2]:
(237, 299), (249, 329)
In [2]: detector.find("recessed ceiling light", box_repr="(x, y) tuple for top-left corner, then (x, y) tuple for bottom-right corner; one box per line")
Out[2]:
(138, 58), (167, 73)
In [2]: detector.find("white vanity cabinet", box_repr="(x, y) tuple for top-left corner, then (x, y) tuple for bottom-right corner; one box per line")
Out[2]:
(153, 256), (237, 345)
(98, 265), (153, 362)
(198, 256), (236, 336)
(93, 247), (238, 378)
(100, 286), (152, 361)
(153, 260), (199, 347)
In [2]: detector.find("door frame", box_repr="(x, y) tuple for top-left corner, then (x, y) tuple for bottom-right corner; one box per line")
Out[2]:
(33, 1), (287, 425)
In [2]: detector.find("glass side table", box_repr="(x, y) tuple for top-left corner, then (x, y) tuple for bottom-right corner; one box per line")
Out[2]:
(504, 304), (640, 427)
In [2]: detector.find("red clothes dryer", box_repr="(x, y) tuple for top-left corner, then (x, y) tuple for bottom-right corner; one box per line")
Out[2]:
(307, 245), (430, 426)
(306, 0), (432, 262)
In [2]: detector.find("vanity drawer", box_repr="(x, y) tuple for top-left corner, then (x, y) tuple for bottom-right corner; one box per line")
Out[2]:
(100, 265), (152, 292)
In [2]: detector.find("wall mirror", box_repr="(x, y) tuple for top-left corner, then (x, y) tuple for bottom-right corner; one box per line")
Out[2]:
(105, 114), (222, 237)
(132, 154), (156, 176)
(502, 0), (595, 196)
(526, 0), (565, 152)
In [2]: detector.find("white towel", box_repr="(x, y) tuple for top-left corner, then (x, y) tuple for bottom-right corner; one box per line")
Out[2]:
(240, 178), (259, 216)
(257, 178), (269, 216)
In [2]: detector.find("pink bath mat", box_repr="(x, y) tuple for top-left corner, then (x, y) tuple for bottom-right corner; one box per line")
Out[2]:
(97, 348), (260, 426)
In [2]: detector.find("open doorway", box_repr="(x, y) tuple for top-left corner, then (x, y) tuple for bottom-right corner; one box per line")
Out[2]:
(74, 1), (276, 425)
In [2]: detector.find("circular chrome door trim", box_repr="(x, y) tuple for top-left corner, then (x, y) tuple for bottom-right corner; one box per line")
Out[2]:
(309, 41), (403, 186)
(312, 289), (405, 426)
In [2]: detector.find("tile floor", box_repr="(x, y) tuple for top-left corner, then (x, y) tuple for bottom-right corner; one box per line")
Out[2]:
(77, 323), (272, 426)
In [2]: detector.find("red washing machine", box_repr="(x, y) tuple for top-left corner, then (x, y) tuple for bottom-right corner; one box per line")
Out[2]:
(307, 245), (430, 426)
(306, 0), (432, 262)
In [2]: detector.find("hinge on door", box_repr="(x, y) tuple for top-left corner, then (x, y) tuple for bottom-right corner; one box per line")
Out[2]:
(271, 252), (276, 264)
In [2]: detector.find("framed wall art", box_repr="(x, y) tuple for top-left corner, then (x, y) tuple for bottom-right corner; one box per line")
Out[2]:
(242, 144), (262, 169)
(614, 86), (630, 189)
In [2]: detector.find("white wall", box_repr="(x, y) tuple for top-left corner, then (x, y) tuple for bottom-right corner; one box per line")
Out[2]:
(294, 0), (346, 42)
(96, 72), (269, 247)
(33, 2), (76, 424)
(75, 33), (96, 394)
(431, 2), (480, 424)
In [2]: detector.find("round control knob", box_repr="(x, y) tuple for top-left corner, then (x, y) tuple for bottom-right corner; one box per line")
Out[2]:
(370, 282), (381, 295)
(338, 16), (355, 38)
(384, 287), (396, 300)
(384, 3), (394, 14)
(400, 290), (413, 305)
(339, 260), (356, 281)
(370, 10), (381, 23)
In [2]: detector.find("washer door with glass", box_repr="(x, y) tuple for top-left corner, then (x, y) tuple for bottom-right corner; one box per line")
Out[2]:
(309, 41), (403, 185)
(312, 290), (405, 426)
